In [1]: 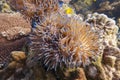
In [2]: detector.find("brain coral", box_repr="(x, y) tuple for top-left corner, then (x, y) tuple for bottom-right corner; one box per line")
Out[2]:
(28, 13), (99, 70)
(8, 0), (59, 18)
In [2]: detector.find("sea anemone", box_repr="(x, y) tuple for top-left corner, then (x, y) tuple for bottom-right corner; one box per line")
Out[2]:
(8, 0), (59, 18)
(28, 13), (99, 70)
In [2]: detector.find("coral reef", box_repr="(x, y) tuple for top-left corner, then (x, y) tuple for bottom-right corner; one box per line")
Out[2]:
(86, 13), (120, 80)
(1, 0), (120, 80)
(86, 13), (118, 47)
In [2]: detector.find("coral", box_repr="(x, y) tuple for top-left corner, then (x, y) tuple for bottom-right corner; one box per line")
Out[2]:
(86, 13), (120, 80)
(104, 55), (116, 67)
(28, 12), (99, 71)
(0, 12), (31, 69)
(0, 51), (29, 80)
(0, 12), (31, 40)
(92, 54), (108, 80)
(8, 0), (59, 18)
(86, 12), (118, 47)
(97, 0), (120, 19)
(70, 0), (120, 19)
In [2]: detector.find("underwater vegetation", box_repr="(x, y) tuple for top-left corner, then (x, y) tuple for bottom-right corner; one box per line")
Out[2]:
(28, 12), (99, 70)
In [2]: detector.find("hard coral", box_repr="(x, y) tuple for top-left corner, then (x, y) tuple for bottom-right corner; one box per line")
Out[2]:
(8, 0), (59, 18)
(0, 12), (31, 40)
(86, 13), (118, 47)
(28, 12), (99, 70)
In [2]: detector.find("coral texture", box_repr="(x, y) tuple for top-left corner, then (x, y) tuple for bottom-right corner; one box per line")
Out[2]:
(28, 12), (99, 70)
(0, 12), (31, 40)
(86, 13), (118, 47)
(86, 13), (120, 80)
(97, 0), (120, 19)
